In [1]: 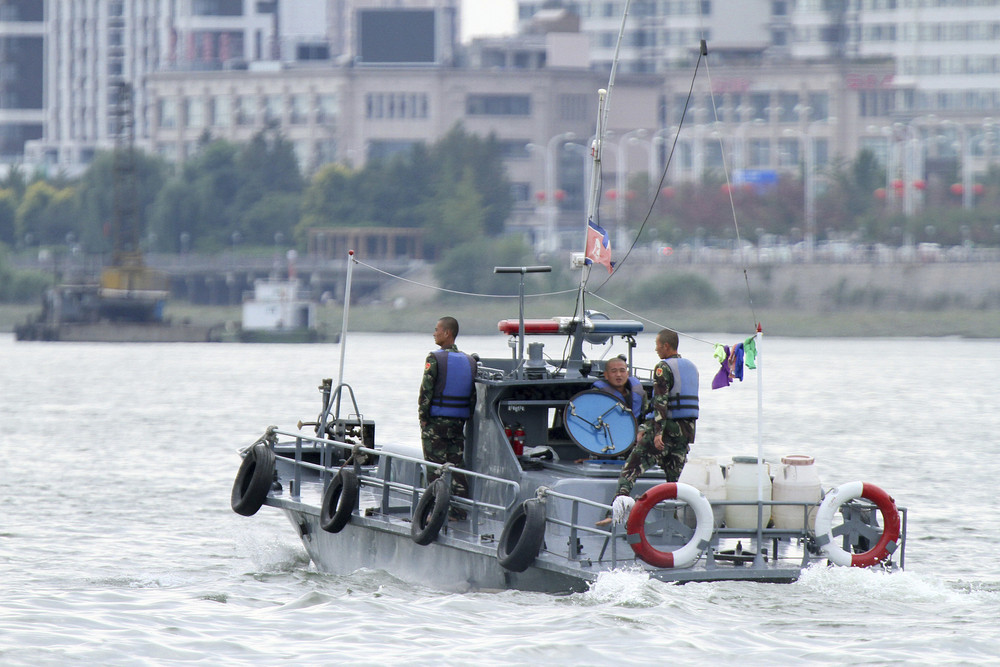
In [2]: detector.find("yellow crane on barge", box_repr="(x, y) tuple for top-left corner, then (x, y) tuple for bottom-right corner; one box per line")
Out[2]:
(98, 81), (169, 322)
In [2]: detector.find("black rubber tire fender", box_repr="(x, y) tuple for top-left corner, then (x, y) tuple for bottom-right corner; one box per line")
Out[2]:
(231, 444), (276, 517)
(320, 468), (359, 533)
(497, 498), (546, 572)
(410, 478), (451, 545)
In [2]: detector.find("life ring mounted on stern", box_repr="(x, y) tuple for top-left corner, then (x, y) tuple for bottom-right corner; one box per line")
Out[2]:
(625, 482), (714, 569)
(813, 481), (901, 568)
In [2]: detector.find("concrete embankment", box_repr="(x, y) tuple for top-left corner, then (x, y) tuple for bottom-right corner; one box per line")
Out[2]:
(622, 260), (1000, 310)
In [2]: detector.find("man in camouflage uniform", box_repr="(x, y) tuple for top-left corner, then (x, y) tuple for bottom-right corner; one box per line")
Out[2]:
(615, 328), (699, 498)
(418, 316), (477, 504)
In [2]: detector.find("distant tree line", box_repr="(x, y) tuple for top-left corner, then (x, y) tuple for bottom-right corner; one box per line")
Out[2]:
(4, 134), (1000, 303)
(0, 124), (514, 257)
(627, 149), (1000, 248)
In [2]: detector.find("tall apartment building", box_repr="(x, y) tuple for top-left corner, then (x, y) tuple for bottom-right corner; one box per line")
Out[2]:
(8, 0), (462, 172)
(0, 1), (44, 161)
(10, 0), (328, 171)
(515, 0), (1000, 117)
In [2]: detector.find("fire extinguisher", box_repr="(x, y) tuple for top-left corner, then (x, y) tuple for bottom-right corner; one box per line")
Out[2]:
(512, 424), (525, 456)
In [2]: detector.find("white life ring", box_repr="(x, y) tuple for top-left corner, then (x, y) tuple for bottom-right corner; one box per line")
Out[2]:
(625, 482), (714, 569)
(814, 481), (901, 568)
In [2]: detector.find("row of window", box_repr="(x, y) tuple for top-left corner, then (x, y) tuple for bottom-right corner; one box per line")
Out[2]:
(793, 0), (997, 9)
(901, 55), (1000, 76)
(664, 92), (832, 125)
(853, 22), (1000, 41)
(911, 89), (1000, 111)
(594, 29), (707, 48)
(466, 94), (531, 116)
(365, 93), (429, 120)
(158, 93), (338, 129)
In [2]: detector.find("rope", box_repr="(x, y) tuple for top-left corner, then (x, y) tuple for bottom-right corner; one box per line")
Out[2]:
(586, 292), (718, 348)
(589, 43), (706, 294)
(704, 59), (758, 330)
(351, 257), (576, 300)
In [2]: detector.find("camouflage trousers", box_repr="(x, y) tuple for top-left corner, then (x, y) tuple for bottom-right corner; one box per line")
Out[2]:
(421, 417), (469, 498)
(615, 418), (692, 497)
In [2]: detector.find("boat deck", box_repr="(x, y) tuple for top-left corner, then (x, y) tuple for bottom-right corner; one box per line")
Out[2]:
(257, 435), (905, 592)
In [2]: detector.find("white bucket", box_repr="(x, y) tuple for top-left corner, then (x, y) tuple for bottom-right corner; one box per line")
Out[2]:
(677, 457), (726, 527)
(771, 454), (822, 530)
(725, 456), (771, 529)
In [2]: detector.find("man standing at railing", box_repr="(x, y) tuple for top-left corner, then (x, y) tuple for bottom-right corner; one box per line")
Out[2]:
(599, 328), (699, 527)
(419, 316), (478, 519)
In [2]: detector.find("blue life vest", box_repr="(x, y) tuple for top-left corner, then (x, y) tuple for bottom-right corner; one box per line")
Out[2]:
(663, 357), (699, 420)
(593, 376), (645, 419)
(429, 350), (477, 418)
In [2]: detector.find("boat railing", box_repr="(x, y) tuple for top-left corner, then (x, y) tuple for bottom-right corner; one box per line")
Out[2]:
(535, 489), (906, 570)
(270, 428), (521, 530)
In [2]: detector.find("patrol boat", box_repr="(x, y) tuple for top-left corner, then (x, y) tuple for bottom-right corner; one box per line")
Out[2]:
(230, 257), (907, 593)
(229, 2), (906, 591)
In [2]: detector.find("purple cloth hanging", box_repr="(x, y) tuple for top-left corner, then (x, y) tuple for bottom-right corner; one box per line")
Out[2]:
(712, 345), (732, 389)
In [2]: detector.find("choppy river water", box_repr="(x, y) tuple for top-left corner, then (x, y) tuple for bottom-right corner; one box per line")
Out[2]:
(1, 332), (998, 665)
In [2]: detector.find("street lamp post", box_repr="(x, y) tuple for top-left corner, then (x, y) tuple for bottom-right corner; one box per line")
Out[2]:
(867, 125), (896, 209)
(784, 117), (832, 263)
(544, 131), (575, 254)
(650, 128), (673, 187)
(616, 129), (647, 231)
(942, 120), (972, 210)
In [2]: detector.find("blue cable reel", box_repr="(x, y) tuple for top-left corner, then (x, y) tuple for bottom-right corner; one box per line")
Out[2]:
(563, 390), (637, 457)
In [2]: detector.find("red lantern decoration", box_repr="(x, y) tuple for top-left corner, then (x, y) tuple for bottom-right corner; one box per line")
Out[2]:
(660, 186), (675, 198)
(720, 183), (732, 194)
(974, 183), (985, 196)
(554, 189), (566, 202)
(535, 191), (546, 202)
(913, 179), (926, 191)
(950, 183), (963, 196)
(606, 189), (618, 201)
(891, 179), (904, 190)
(874, 188), (887, 200)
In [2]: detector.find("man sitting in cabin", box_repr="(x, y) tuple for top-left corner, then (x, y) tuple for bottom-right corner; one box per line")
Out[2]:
(418, 316), (478, 518)
(593, 355), (648, 422)
(598, 329), (699, 527)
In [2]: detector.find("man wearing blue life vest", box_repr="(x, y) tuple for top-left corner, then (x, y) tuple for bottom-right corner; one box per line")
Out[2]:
(601, 329), (699, 526)
(593, 355), (648, 422)
(418, 316), (478, 511)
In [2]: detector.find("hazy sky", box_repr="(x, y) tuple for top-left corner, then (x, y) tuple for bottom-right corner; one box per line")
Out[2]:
(461, 0), (516, 41)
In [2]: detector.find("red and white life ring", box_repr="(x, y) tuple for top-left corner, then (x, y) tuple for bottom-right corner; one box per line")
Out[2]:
(814, 481), (901, 568)
(625, 482), (714, 569)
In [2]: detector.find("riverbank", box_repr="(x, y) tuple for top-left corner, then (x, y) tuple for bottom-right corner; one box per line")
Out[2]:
(5, 301), (998, 339)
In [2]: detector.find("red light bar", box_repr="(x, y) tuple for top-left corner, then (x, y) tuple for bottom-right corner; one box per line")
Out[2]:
(497, 319), (563, 335)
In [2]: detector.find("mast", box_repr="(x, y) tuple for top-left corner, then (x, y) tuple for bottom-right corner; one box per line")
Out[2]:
(578, 0), (632, 294)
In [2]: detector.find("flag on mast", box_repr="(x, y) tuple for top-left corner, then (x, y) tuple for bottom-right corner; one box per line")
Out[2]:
(584, 219), (613, 274)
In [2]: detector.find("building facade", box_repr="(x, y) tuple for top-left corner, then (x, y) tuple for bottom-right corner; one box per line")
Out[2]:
(515, 0), (1000, 118)
(145, 53), (895, 249)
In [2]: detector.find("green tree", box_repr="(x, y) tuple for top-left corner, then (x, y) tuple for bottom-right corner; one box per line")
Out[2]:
(296, 164), (365, 241)
(298, 125), (513, 254)
(233, 131), (303, 244)
(433, 236), (535, 296)
(0, 189), (17, 246)
(15, 181), (74, 245)
(75, 149), (168, 253)
(428, 125), (512, 236)
(816, 150), (884, 237)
